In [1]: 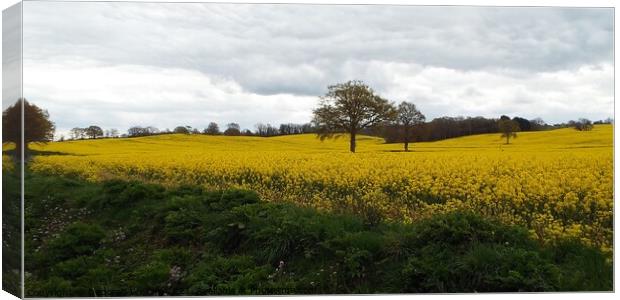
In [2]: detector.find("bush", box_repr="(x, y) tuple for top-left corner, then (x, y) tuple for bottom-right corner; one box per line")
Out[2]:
(24, 174), (613, 295)
(163, 208), (204, 244)
(550, 239), (613, 291)
(98, 180), (165, 208)
(45, 222), (105, 262)
(185, 255), (264, 295)
(130, 261), (170, 295)
(396, 212), (611, 292)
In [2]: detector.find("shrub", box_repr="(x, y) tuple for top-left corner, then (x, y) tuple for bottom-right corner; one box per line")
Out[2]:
(130, 261), (170, 295)
(97, 180), (165, 208)
(45, 222), (105, 262)
(24, 174), (613, 295)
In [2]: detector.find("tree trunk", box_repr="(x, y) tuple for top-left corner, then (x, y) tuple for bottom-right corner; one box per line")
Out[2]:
(349, 131), (356, 153)
(404, 126), (410, 152)
(12, 140), (28, 164)
(13, 140), (23, 161)
(506, 135), (510, 144)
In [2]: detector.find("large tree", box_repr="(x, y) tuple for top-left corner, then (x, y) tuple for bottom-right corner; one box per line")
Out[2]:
(312, 81), (397, 153)
(570, 118), (593, 131)
(224, 123), (241, 136)
(85, 125), (104, 139)
(204, 122), (220, 135)
(2, 99), (55, 158)
(397, 101), (425, 152)
(174, 126), (190, 134)
(498, 118), (520, 144)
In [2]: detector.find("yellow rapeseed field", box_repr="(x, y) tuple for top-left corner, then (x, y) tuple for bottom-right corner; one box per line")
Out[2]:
(27, 125), (613, 252)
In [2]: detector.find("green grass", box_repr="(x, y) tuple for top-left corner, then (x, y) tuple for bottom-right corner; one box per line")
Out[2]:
(21, 172), (612, 296)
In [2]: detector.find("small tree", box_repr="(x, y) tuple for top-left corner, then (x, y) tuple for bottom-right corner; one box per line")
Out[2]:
(70, 127), (85, 139)
(2, 98), (55, 158)
(128, 126), (145, 137)
(498, 119), (520, 144)
(146, 126), (160, 135)
(85, 125), (104, 139)
(174, 126), (190, 134)
(397, 101), (425, 151)
(529, 118), (547, 131)
(204, 122), (220, 135)
(312, 80), (397, 153)
(224, 123), (241, 136)
(512, 117), (531, 131)
(571, 118), (593, 131)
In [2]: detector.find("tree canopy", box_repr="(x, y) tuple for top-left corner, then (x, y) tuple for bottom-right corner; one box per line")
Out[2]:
(86, 125), (104, 139)
(204, 122), (220, 135)
(224, 123), (241, 136)
(498, 119), (520, 144)
(312, 80), (397, 152)
(174, 126), (191, 134)
(2, 98), (55, 156)
(570, 118), (593, 131)
(397, 101), (425, 151)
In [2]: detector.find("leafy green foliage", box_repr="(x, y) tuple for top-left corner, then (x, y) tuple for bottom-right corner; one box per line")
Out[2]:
(24, 174), (612, 296)
(45, 222), (105, 262)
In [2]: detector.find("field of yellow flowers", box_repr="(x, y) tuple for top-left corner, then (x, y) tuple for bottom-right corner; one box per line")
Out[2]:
(27, 125), (613, 252)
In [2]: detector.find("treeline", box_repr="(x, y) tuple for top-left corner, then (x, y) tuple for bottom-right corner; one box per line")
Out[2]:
(68, 126), (118, 140)
(63, 122), (317, 140)
(62, 116), (613, 142)
(377, 116), (613, 143)
(378, 116), (547, 143)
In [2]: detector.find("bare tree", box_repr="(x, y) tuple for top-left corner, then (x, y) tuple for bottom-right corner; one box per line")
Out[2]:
(128, 126), (145, 137)
(279, 123), (299, 135)
(312, 80), (397, 153)
(397, 101), (425, 151)
(146, 126), (160, 135)
(529, 118), (547, 131)
(70, 127), (85, 140)
(255, 123), (279, 137)
(255, 123), (268, 136)
(570, 118), (594, 131)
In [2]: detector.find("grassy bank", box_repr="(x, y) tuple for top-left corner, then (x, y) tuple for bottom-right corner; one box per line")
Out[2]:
(20, 172), (612, 296)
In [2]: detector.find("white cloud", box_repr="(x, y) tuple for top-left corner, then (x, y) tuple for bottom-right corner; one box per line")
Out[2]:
(371, 62), (614, 122)
(23, 60), (318, 137)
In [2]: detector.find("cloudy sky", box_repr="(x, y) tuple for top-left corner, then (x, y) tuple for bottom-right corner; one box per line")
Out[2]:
(15, 1), (614, 137)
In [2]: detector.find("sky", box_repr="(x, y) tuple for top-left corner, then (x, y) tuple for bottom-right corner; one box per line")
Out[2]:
(12, 1), (615, 138)
(2, 2), (21, 110)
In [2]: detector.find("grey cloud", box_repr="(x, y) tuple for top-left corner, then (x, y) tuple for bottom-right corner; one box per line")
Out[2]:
(22, 2), (613, 97)
(14, 2), (614, 137)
